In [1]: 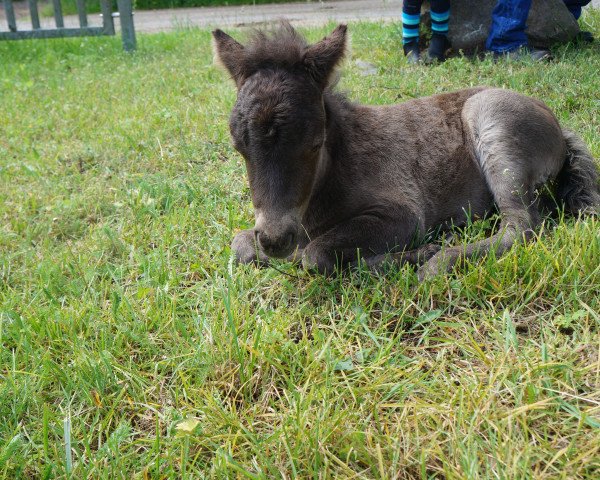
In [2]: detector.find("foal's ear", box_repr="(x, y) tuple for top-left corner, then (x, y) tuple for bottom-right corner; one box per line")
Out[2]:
(212, 29), (246, 87)
(303, 24), (348, 89)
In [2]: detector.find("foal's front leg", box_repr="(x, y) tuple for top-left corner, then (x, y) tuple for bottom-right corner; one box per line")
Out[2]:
(231, 229), (270, 265)
(302, 211), (425, 274)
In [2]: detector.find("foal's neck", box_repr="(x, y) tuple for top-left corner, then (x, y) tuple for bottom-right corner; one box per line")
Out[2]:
(317, 90), (352, 179)
(303, 90), (354, 232)
(313, 91), (355, 186)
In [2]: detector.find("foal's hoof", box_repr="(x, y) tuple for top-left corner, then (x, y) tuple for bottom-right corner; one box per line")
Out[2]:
(356, 254), (388, 273)
(301, 256), (333, 275)
(301, 247), (337, 275)
(416, 244), (442, 264)
(231, 231), (269, 266)
(416, 252), (450, 282)
(416, 265), (436, 282)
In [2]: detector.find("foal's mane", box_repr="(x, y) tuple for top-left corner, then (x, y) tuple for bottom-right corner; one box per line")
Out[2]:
(243, 22), (309, 71)
(239, 22), (347, 94)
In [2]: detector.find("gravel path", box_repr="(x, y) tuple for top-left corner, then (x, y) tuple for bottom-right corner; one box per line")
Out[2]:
(2, 0), (599, 33)
(2, 0), (404, 31)
(122, 0), (406, 32)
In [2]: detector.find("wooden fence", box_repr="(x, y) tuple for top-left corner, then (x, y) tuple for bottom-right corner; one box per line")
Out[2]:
(1, 0), (136, 51)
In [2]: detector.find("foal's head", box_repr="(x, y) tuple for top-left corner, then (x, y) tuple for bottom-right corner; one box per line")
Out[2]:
(213, 23), (347, 258)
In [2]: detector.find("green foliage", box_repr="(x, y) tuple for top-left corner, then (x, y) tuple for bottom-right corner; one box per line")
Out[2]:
(1, 15), (600, 478)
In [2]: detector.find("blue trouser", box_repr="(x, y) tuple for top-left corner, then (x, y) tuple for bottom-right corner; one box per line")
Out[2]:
(486, 0), (591, 53)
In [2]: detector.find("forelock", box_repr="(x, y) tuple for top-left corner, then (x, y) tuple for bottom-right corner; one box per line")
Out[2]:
(242, 22), (308, 73)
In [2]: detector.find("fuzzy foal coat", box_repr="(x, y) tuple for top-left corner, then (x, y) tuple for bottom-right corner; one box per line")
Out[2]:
(213, 24), (600, 278)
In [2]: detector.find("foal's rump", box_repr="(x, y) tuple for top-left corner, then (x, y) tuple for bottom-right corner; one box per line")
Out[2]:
(462, 88), (566, 190)
(461, 88), (599, 218)
(403, 85), (599, 232)
(415, 87), (598, 280)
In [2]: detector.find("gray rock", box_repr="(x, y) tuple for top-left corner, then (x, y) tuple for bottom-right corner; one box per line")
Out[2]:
(354, 59), (378, 76)
(422, 0), (580, 53)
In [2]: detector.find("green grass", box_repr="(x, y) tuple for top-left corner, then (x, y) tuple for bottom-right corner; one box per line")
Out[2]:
(1, 15), (600, 479)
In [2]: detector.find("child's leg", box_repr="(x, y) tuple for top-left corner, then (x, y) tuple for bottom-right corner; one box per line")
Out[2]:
(402, 0), (422, 45)
(430, 0), (450, 36)
(563, 0), (594, 43)
(485, 0), (532, 53)
(428, 0), (450, 61)
(562, 0), (591, 20)
(402, 0), (422, 60)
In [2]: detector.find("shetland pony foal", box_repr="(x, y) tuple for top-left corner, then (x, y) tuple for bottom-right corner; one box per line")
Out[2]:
(212, 24), (600, 279)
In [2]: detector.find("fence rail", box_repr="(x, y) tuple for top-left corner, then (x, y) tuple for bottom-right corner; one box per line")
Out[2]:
(1, 0), (135, 50)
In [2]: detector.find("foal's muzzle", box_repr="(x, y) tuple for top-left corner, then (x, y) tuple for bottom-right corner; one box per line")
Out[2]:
(254, 208), (302, 258)
(256, 226), (297, 258)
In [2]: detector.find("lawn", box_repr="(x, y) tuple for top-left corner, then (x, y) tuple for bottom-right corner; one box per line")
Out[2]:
(1, 15), (599, 479)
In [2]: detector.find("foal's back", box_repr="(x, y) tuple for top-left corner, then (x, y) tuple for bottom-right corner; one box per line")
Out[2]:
(342, 87), (566, 231)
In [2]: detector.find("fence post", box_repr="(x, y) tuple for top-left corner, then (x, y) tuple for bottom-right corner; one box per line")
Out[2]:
(100, 0), (115, 36)
(28, 0), (41, 30)
(3, 0), (17, 32)
(117, 0), (136, 51)
(76, 0), (88, 28)
(52, 0), (64, 28)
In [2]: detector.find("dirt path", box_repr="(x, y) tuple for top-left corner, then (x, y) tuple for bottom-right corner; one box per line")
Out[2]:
(3, 0), (599, 33)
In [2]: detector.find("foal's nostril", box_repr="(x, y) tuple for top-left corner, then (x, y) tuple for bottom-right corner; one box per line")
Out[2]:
(257, 231), (271, 251)
(257, 229), (296, 257)
(285, 231), (294, 248)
